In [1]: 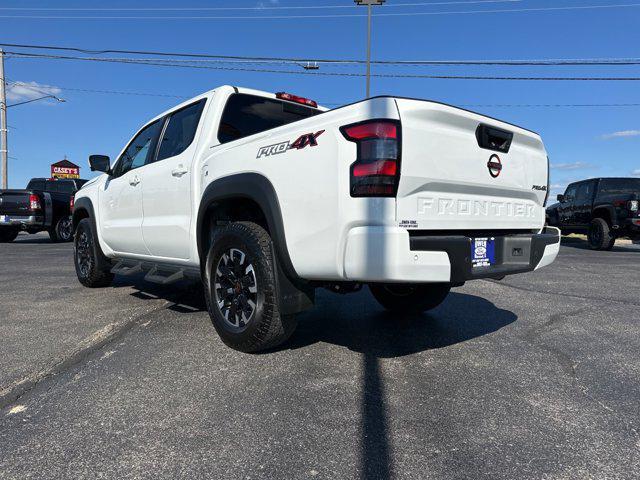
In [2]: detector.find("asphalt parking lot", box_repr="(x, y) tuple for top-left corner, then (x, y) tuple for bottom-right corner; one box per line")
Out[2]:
(1, 233), (639, 480)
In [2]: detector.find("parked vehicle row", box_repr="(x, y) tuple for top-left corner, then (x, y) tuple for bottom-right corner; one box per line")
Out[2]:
(71, 85), (559, 352)
(0, 177), (85, 243)
(546, 177), (640, 250)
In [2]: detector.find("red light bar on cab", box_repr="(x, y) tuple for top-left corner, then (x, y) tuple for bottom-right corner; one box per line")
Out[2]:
(276, 92), (318, 108)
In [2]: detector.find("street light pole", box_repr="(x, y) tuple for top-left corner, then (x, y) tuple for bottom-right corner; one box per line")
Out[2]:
(355, 0), (385, 99)
(0, 49), (8, 189)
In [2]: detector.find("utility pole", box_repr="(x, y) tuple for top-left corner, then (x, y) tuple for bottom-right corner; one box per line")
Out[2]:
(355, 0), (385, 98)
(0, 49), (7, 189)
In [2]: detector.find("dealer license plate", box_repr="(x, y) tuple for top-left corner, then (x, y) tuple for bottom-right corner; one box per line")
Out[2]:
(471, 237), (495, 268)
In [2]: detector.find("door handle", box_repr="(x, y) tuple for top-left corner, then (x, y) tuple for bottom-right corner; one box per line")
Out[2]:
(129, 176), (140, 186)
(172, 166), (188, 177)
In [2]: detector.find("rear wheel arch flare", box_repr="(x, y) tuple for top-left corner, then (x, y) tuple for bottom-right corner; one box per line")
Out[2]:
(197, 173), (297, 281)
(593, 207), (613, 225)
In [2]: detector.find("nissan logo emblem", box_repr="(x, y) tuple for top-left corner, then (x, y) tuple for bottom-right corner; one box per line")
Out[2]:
(487, 154), (502, 178)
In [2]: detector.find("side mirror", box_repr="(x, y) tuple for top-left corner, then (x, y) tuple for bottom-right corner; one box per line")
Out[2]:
(557, 194), (565, 203)
(89, 155), (111, 174)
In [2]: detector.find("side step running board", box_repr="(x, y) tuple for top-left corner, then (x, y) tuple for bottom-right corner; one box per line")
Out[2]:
(144, 266), (185, 285)
(111, 261), (143, 276)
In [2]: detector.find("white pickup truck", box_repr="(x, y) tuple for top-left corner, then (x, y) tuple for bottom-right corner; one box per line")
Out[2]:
(73, 85), (560, 352)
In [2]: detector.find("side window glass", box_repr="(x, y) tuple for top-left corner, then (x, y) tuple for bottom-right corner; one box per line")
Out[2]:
(575, 182), (591, 202)
(156, 100), (206, 162)
(564, 185), (577, 202)
(114, 120), (162, 177)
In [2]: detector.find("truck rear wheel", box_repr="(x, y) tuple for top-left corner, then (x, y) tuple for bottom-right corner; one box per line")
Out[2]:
(369, 283), (451, 313)
(588, 217), (615, 251)
(203, 221), (296, 353)
(0, 227), (19, 243)
(49, 216), (74, 243)
(74, 218), (114, 287)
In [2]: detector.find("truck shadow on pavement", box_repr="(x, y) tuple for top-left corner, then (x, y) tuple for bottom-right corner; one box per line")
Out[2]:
(117, 278), (516, 480)
(288, 289), (517, 480)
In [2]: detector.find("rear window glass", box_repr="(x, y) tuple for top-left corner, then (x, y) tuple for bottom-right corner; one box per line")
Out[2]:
(27, 180), (45, 190)
(599, 179), (640, 194)
(218, 93), (321, 144)
(45, 181), (75, 193)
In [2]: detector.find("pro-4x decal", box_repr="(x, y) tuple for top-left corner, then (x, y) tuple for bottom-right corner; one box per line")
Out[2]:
(256, 130), (325, 158)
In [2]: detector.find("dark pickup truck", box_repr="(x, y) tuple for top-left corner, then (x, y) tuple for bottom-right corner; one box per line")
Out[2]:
(547, 177), (640, 250)
(0, 177), (87, 243)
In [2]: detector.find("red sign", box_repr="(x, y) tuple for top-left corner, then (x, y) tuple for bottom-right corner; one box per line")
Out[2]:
(51, 164), (80, 179)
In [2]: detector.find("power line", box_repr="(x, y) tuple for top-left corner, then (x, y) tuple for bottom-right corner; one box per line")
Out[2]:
(8, 52), (640, 81)
(0, 1), (522, 11)
(7, 78), (640, 108)
(2, 41), (640, 67)
(1, 2), (639, 19)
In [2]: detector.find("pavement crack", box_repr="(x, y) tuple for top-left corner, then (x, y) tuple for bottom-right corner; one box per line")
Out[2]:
(484, 279), (640, 307)
(0, 300), (172, 411)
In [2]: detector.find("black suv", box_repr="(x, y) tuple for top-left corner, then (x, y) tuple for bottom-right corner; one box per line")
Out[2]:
(547, 177), (640, 250)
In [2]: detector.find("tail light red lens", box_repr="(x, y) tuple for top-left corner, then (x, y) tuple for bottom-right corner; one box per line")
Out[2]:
(29, 194), (41, 211)
(70, 195), (75, 212)
(341, 120), (401, 197)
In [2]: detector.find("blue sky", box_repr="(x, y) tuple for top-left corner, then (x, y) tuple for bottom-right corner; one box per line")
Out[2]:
(1, 0), (639, 197)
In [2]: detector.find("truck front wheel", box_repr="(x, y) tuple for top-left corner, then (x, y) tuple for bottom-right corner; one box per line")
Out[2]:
(74, 218), (114, 287)
(369, 283), (451, 313)
(0, 227), (19, 243)
(588, 218), (615, 251)
(203, 221), (296, 353)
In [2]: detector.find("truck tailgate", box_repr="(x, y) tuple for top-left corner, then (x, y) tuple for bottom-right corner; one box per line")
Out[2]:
(395, 99), (548, 231)
(0, 190), (33, 216)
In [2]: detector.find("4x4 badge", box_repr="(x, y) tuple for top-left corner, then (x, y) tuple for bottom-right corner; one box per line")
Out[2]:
(487, 154), (502, 178)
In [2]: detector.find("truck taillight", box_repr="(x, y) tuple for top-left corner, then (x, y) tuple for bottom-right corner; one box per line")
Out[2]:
(341, 120), (401, 197)
(29, 194), (41, 211)
(70, 195), (75, 212)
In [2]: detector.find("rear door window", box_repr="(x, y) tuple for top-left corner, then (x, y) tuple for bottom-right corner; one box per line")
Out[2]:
(218, 93), (321, 144)
(156, 99), (206, 162)
(599, 178), (640, 194)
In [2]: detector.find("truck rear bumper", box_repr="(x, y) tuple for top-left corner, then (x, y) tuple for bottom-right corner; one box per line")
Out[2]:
(0, 215), (43, 228)
(343, 226), (560, 283)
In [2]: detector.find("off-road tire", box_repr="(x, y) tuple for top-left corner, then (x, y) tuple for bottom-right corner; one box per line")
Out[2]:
(0, 227), (19, 243)
(369, 283), (451, 313)
(74, 218), (114, 287)
(203, 221), (296, 353)
(49, 215), (74, 243)
(588, 217), (615, 251)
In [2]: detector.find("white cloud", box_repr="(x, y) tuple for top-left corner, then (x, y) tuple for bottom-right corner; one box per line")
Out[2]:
(632, 169), (640, 177)
(550, 162), (592, 171)
(6, 81), (62, 104)
(601, 130), (640, 139)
